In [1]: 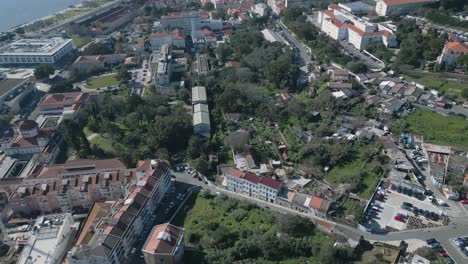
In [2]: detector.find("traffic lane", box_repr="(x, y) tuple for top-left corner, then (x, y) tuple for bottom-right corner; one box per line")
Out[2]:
(339, 40), (383, 69)
(278, 23), (311, 65)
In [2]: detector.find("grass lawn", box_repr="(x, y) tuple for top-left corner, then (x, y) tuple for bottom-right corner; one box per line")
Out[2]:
(71, 35), (92, 48)
(89, 133), (114, 154)
(324, 142), (382, 199)
(405, 108), (468, 150)
(404, 74), (467, 100)
(83, 126), (93, 137)
(86, 74), (119, 89)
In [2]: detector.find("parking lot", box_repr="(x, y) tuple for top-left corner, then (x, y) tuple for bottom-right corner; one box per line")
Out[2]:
(364, 184), (448, 232)
(450, 236), (468, 260)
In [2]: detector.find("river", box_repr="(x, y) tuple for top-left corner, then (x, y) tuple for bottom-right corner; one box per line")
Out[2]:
(0, 0), (84, 32)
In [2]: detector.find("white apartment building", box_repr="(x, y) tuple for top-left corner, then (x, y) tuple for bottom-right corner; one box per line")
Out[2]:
(437, 41), (468, 66)
(17, 213), (75, 264)
(375, 0), (437, 16)
(225, 167), (282, 203)
(160, 11), (201, 35)
(317, 4), (397, 50)
(67, 159), (172, 264)
(0, 38), (74, 66)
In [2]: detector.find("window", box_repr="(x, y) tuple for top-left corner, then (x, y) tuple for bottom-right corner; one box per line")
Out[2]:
(159, 257), (165, 263)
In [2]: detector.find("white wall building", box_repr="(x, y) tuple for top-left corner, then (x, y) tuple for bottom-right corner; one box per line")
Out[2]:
(317, 5), (397, 50)
(437, 41), (468, 66)
(160, 11), (201, 35)
(225, 167), (282, 203)
(17, 213), (75, 264)
(375, 0), (437, 16)
(0, 38), (74, 66)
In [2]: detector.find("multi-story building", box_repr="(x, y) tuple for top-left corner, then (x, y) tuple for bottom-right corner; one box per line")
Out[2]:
(71, 54), (127, 73)
(437, 41), (468, 66)
(375, 0), (436, 16)
(172, 29), (186, 49)
(0, 38), (74, 66)
(17, 213), (75, 264)
(0, 120), (53, 156)
(160, 11), (201, 35)
(317, 4), (397, 50)
(150, 32), (173, 51)
(8, 158), (128, 216)
(37, 91), (97, 119)
(67, 159), (172, 264)
(142, 223), (185, 264)
(225, 167), (282, 203)
(0, 74), (36, 113)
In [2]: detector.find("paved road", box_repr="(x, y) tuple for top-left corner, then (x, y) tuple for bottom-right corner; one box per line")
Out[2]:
(339, 40), (384, 70)
(277, 21), (311, 86)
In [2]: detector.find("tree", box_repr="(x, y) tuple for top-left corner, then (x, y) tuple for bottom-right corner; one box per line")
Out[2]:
(276, 214), (314, 237)
(462, 88), (468, 100)
(14, 27), (25, 35)
(117, 68), (131, 84)
(203, 2), (215, 11)
(348, 62), (368, 74)
(34, 64), (55, 79)
(187, 136), (204, 159)
(192, 157), (209, 175)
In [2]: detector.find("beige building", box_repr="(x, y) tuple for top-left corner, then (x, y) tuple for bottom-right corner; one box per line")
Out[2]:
(142, 223), (185, 264)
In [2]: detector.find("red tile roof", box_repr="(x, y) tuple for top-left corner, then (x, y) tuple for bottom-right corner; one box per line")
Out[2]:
(243, 172), (260, 184)
(260, 176), (281, 189)
(226, 168), (281, 189)
(309, 196), (324, 210)
(143, 223), (183, 255)
(445, 42), (468, 53)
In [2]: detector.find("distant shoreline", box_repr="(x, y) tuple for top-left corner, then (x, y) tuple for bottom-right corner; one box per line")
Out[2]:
(7, 2), (86, 33)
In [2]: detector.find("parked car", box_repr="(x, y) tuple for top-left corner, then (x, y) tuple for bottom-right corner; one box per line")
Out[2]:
(426, 238), (438, 245)
(403, 202), (413, 207)
(454, 238), (465, 247)
(460, 200), (468, 204)
(440, 251), (448, 257)
(394, 215), (406, 223)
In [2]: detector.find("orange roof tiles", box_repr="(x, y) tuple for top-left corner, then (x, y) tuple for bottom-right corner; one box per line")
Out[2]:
(309, 196), (324, 210)
(143, 223), (183, 255)
(445, 42), (468, 53)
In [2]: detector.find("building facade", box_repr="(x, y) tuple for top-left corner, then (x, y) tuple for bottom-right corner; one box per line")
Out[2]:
(67, 159), (172, 264)
(0, 120), (53, 156)
(142, 223), (185, 264)
(437, 41), (468, 66)
(317, 4), (397, 50)
(225, 167), (282, 203)
(0, 75), (36, 113)
(8, 159), (128, 216)
(375, 0), (436, 16)
(17, 213), (75, 264)
(160, 11), (201, 35)
(0, 38), (74, 66)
